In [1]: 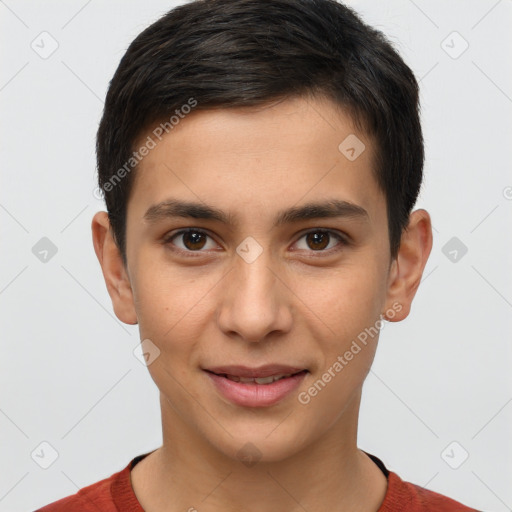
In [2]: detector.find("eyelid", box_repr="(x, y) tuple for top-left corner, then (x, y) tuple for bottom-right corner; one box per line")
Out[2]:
(163, 227), (348, 255)
(291, 228), (348, 254)
(163, 228), (221, 255)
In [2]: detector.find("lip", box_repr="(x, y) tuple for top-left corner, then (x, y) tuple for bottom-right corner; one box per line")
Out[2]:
(204, 368), (308, 407)
(204, 364), (307, 378)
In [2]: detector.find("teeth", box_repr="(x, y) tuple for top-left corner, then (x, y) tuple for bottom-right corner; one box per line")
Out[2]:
(225, 373), (294, 384)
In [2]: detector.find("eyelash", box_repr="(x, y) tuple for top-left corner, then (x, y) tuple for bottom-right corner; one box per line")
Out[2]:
(163, 228), (348, 257)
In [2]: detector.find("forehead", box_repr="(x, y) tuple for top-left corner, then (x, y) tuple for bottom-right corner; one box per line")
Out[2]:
(127, 96), (385, 230)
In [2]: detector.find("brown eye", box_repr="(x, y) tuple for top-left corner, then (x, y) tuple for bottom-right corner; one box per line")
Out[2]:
(294, 230), (345, 253)
(166, 229), (217, 253)
(305, 231), (330, 250)
(182, 230), (207, 250)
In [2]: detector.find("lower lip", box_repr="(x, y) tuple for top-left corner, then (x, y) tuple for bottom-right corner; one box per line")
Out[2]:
(204, 370), (308, 407)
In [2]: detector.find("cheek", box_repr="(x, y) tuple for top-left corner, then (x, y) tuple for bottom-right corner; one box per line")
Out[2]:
(295, 269), (385, 420)
(132, 270), (212, 397)
(132, 262), (215, 330)
(295, 260), (385, 340)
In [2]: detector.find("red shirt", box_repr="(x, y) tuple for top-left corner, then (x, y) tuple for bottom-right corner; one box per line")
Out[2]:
(35, 452), (479, 511)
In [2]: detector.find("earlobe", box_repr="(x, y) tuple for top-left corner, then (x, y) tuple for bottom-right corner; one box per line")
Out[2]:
(383, 209), (433, 322)
(91, 211), (138, 325)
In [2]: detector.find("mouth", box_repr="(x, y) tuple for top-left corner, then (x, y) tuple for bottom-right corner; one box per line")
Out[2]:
(203, 364), (308, 378)
(203, 366), (309, 407)
(205, 369), (307, 384)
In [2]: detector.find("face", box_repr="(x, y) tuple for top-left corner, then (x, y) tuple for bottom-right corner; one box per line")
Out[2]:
(94, 95), (428, 465)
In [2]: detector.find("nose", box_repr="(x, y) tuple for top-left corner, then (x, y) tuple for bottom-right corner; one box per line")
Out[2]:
(216, 247), (293, 343)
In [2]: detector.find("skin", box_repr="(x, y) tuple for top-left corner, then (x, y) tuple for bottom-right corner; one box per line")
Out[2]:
(92, 95), (432, 512)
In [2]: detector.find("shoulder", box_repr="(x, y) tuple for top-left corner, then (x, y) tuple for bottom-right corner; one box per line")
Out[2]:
(363, 452), (479, 512)
(381, 471), (480, 511)
(34, 463), (130, 512)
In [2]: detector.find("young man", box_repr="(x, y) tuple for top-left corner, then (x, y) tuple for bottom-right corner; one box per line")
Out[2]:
(38, 0), (479, 510)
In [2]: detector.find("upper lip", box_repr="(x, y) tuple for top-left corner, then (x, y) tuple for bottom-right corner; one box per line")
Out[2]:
(204, 365), (307, 378)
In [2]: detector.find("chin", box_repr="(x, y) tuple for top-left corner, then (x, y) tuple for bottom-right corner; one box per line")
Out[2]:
(204, 425), (312, 467)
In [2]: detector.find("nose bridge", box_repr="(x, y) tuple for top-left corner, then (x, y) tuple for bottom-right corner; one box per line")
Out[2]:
(237, 249), (276, 302)
(216, 242), (291, 342)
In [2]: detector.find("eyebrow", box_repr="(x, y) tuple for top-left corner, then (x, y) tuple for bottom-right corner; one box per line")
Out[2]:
(143, 198), (369, 228)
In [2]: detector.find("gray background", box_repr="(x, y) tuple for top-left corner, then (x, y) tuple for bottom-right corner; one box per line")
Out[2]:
(1, 1), (511, 510)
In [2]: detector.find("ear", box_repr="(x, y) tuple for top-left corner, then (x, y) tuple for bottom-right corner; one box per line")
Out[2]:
(383, 209), (433, 322)
(91, 211), (138, 325)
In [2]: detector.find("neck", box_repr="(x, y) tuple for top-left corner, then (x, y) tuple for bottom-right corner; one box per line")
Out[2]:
(131, 390), (388, 512)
